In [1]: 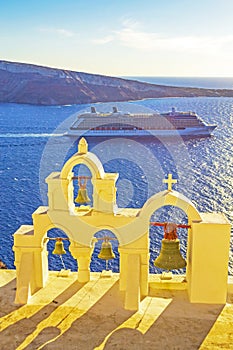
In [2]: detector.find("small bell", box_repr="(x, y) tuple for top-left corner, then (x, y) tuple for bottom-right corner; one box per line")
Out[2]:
(52, 239), (66, 255)
(98, 241), (115, 260)
(75, 188), (91, 204)
(154, 239), (186, 270)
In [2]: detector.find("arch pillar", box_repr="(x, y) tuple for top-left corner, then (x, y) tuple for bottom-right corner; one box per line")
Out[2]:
(188, 213), (231, 303)
(118, 232), (149, 310)
(13, 208), (54, 304)
(92, 173), (118, 213)
(69, 240), (94, 283)
(13, 224), (48, 304)
(13, 206), (75, 304)
(124, 254), (140, 310)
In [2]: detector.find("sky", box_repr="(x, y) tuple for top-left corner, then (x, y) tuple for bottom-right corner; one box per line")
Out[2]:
(1, 0), (233, 77)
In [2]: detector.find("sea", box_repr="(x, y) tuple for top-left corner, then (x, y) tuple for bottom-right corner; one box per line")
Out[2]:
(0, 77), (233, 275)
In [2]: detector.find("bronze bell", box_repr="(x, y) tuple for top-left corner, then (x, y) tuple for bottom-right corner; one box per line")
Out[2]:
(154, 239), (186, 270)
(75, 188), (91, 204)
(52, 239), (66, 255)
(98, 241), (115, 260)
(75, 189), (91, 204)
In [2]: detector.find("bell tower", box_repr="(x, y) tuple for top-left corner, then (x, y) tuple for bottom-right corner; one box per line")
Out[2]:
(13, 138), (231, 309)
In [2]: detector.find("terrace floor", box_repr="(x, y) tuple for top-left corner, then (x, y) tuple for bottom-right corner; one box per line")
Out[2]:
(0, 270), (233, 349)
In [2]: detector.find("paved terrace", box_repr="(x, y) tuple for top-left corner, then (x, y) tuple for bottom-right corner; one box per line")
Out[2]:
(1, 270), (233, 350)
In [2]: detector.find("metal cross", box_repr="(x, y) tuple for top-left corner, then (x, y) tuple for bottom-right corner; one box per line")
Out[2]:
(163, 173), (177, 191)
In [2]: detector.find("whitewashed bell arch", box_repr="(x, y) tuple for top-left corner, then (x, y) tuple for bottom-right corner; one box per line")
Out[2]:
(13, 138), (231, 310)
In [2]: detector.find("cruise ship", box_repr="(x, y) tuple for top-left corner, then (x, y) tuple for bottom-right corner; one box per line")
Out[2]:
(65, 107), (216, 137)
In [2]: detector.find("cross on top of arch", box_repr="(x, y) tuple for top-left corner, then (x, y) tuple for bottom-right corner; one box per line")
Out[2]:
(163, 173), (177, 191)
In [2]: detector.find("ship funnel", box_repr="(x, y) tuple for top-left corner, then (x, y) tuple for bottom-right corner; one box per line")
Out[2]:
(171, 107), (176, 114)
(91, 107), (97, 113)
(112, 106), (118, 113)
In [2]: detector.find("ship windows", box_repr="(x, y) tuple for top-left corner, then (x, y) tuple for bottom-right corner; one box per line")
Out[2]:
(90, 123), (140, 131)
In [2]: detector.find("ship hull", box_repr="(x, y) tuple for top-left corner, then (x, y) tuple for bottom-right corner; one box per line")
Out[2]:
(64, 125), (216, 138)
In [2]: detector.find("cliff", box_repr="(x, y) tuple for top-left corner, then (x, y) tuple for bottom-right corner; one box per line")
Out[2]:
(1, 60), (233, 105)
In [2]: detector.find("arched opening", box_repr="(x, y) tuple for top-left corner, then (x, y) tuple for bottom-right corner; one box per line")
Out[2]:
(149, 205), (189, 275)
(72, 164), (93, 207)
(46, 228), (77, 272)
(91, 230), (119, 272)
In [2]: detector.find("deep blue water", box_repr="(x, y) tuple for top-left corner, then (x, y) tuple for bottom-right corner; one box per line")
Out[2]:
(0, 79), (233, 274)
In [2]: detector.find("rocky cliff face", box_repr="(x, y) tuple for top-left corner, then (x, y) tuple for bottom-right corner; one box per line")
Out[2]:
(1, 60), (233, 105)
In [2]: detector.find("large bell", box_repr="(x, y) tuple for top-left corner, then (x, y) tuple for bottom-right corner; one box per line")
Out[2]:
(98, 241), (115, 260)
(52, 239), (66, 255)
(154, 239), (186, 270)
(75, 188), (91, 204)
